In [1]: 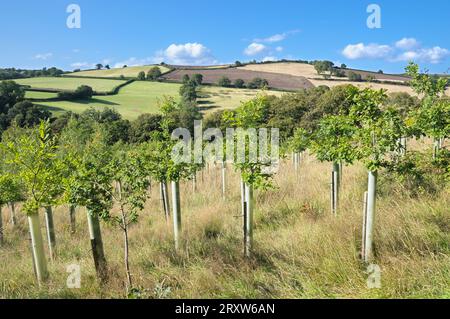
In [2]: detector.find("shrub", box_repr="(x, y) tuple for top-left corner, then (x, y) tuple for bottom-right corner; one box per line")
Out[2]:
(247, 77), (269, 89)
(147, 67), (162, 81)
(192, 74), (203, 86)
(234, 79), (245, 88)
(348, 71), (363, 82)
(137, 71), (146, 81)
(58, 85), (94, 101)
(218, 76), (231, 87)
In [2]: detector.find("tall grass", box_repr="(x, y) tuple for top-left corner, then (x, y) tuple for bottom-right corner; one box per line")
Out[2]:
(0, 154), (448, 298)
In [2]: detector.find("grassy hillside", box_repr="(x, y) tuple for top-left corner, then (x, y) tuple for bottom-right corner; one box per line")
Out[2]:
(37, 81), (181, 119)
(15, 77), (126, 93)
(34, 81), (287, 119)
(66, 65), (171, 78)
(0, 154), (448, 298)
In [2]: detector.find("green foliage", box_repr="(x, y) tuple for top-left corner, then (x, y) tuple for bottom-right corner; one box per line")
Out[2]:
(179, 80), (198, 102)
(314, 61), (334, 79)
(137, 71), (146, 81)
(147, 67), (162, 81)
(192, 74), (203, 86)
(2, 121), (64, 214)
(247, 78), (269, 89)
(311, 115), (358, 164)
(218, 76), (232, 87)
(223, 95), (275, 189)
(62, 126), (113, 220)
(234, 79), (245, 88)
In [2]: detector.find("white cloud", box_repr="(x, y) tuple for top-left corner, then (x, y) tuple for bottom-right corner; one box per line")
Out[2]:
(275, 46), (284, 52)
(34, 53), (53, 60)
(254, 30), (300, 43)
(342, 43), (392, 60)
(395, 38), (419, 50)
(113, 43), (217, 67)
(395, 46), (450, 64)
(244, 43), (267, 56)
(342, 38), (450, 65)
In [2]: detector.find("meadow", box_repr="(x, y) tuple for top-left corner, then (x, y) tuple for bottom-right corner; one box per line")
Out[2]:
(32, 82), (286, 119)
(0, 153), (448, 298)
(15, 77), (126, 93)
(66, 65), (171, 78)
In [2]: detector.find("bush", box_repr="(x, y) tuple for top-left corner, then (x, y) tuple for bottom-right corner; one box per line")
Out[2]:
(58, 85), (94, 101)
(347, 72), (362, 82)
(192, 74), (203, 86)
(147, 67), (162, 81)
(179, 80), (197, 102)
(247, 77), (269, 89)
(217, 76), (231, 87)
(137, 71), (146, 80)
(234, 79), (245, 88)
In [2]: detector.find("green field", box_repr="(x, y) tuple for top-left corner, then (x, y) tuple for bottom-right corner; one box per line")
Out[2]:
(15, 77), (126, 93)
(31, 81), (288, 120)
(25, 91), (58, 99)
(65, 65), (170, 78)
(38, 81), (181, 119)
(197, 86), (284, 112)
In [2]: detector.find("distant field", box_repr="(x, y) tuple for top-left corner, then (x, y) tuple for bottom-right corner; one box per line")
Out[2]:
(163, 68), (314, 91)
(15, 77), (126, 93)
(37, 81), (181, 120)
(25, 91), (58, 99)
(239, 62), (410, 83)
(34, 81), (288, 119)
(198, 86), (284, 112)
(66, 65), (170, 78)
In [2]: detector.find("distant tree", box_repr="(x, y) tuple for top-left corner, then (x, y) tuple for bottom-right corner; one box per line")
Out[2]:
(341, 64), (347, 69)
(232, 79), (244, 88)
(314, 61), (334, 79)
(7, 101), (51, 128)
(247, 77), (269, 89)
(105, 65), (110, 70)
(123, 65), (128, 68)
(137, 71), (146, 81)
(129, 114), (163, 143)
(182, 74), (190, 84)
(73, 69), (81, 73)
(235, 61), (243, 67)
(218, 76), (232, 87)
(192, 74), (203, 85)
(179, 80), (198, 102)
(0, 81), (25, 113)
(377, 70), (384, 74)
(147, 66), (162, 81)
(96, 64), (103, 70)
(365, 75), (376, 82)
(120, 75), (125, 80)
(348, 71), (363, 82)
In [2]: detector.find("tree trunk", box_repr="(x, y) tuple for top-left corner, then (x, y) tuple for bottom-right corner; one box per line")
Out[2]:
(364, 171), (377, 263)
(221, 162), (227, 199)
(0, 206), (4, 246)
(44, 206), (56, 260)
(87, 209), (108, 283)
(69, 205), (76, 234)
(9, 203), (17, 227)
(244, 183), (254, 258)
(171, 181), (181, 251)
(28, 213), (48, 284)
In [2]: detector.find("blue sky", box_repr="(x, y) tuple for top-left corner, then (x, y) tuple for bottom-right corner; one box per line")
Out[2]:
(1, 0), (449, 74)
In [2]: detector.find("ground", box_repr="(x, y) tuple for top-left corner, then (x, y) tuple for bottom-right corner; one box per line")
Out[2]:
(15, 77), (126, 93)
(65, 65), (171, 78)
(0, 151), (448, 298)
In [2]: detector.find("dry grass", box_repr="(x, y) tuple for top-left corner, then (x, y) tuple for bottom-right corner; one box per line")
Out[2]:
(0, 152), (449, 299)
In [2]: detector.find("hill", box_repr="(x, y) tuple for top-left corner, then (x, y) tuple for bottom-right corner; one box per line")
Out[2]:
(65, 65), (171, 79)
